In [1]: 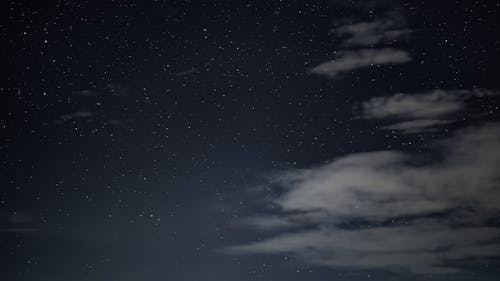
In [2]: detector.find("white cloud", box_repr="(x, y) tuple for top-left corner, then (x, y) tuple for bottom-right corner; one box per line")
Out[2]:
(227, 123), (500, 274)
(364, 90), (473, 119)
(361, 89), (496, 132)
(308, 48), (411, 78)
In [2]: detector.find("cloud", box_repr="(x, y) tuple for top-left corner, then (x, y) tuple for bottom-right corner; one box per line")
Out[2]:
(73, 89), (101, 96)
(311, 0), (411, 80)
(0, 228), (38, 233)
(360, 89), (496, 132)
(66, 111), (95, 118)
(363, 90), (476, 119)
(56, 111), (96, 124)
(236, 216), (298, 232)
(74, 84), (129, 97)
(332, 20), (411, 46)
(381, 119), (452, 133)
(175, 67), (199, 76)
(227, 122), (500, 274)
(308, 48), (411, 78)
(230, 223), (500, 274)
(0, 213), (38, 234)
(310, 0), (412, 79)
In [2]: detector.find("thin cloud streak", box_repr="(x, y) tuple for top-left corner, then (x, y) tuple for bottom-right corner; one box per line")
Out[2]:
(308, 48), (411, 79)
(381, 119), (452, 133)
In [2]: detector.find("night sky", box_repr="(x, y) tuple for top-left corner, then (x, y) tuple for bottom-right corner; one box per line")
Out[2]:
(2, 1), (500, 280)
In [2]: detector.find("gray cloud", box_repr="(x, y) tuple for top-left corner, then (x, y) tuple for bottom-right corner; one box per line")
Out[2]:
(236, 216), (298, 232)
(0, 228), (39, 233)
(56, 111), (96, 124)
(310, 0), (412, 79)
(65, 111), (95, 119)
(363, 90), (475, 119)
(361, 89), (496, 132)
(74, 84), (129, 97)
(308, 48), (411, 79)
(381, 119), (452, 133)
(332, 19), (411, 47)
(55, 110), (135, 126)
(0, 213), (38, 234)
(175, 67), (199, 76)
(73, 89), (101, 96)
(230, 223), (500, 274)
(227, 122), (500, 274)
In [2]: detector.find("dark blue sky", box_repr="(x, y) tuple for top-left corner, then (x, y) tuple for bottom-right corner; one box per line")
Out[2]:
(1, 1), (500, 280)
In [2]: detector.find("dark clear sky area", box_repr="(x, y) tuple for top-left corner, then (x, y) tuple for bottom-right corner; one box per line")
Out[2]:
(1, 1), (500, 280)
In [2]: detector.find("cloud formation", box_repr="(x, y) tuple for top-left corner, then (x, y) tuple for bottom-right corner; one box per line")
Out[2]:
(55, 111), (96, 124)
(332, 19), (410, 47)
(361, 89), (495, 132)
(309, 0), (412, 79)
(228, 122), (500, 274)
(308, 48), (411, 79)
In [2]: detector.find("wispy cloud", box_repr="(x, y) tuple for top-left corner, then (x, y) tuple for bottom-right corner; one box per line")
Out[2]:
(236, 216), (298, 232)
(175, 67), (199, 76)
(73, 89), (102, 96)
(360, 89), (496, 132)
(310, 0), (412, 79)
(308, 48), (411, 79)
(381, 119), (452, 133)
(1, 213), (38, 234)
(227, 122), (500, 274)
(332, 19), (411, 47)
(55, 111), (96, 124)
(74, 83), (129, 97)
(0, 228), (39, 233)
